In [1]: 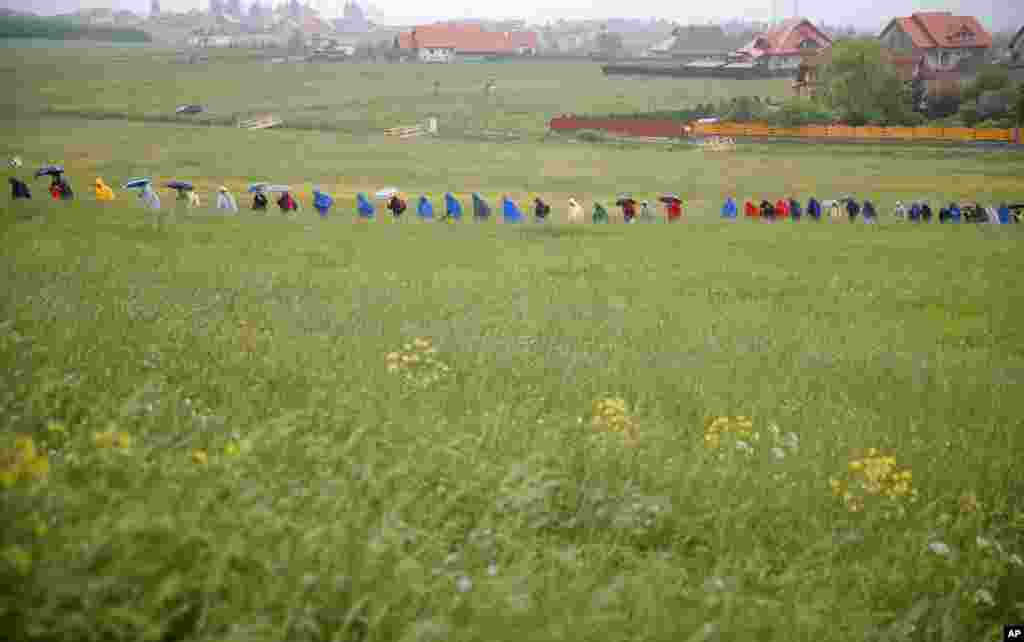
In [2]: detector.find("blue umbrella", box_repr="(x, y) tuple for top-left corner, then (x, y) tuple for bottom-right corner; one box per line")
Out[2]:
(122, 177), (152, 189)
(248, 183), (269, 194)
(164, 180), (193, 191)
(417, 196), (434, 219)
(35, 165), (64, 178)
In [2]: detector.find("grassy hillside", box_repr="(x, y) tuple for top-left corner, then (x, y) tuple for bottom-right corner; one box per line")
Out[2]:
(0, 14), (151, 43)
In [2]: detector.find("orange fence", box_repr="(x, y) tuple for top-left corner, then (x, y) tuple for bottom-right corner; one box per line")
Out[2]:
(691, 122), (1023, 144)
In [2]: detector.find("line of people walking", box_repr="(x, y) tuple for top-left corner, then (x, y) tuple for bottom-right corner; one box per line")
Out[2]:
(8, 168), (1020, 226)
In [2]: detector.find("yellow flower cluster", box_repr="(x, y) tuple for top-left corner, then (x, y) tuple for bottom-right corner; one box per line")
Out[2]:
(703, 416), (754, 450)
(590, 398), (640, 448)
(191, 450), (209, 465)
(830, 448), (916, 513)
(93, 429), (132, 450)
(0, 435), (50, 489)
(385, 337), (450, 387)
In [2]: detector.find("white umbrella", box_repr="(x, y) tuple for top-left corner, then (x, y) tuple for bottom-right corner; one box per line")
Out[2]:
(375, 187), (398, 199)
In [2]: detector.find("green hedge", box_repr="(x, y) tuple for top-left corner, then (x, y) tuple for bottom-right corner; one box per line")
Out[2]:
(0, 15), (152, 43)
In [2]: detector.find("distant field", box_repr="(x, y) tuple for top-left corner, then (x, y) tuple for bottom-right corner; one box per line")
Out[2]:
(1, 45), (790, 134)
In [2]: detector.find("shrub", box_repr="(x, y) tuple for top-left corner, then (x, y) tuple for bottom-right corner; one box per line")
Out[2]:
(957, 102), (981, 127)
(574, 129), (606, 142)
(769, 98), (835, 127)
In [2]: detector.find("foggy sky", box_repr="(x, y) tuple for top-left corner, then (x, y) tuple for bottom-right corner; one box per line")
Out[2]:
(3, 0), (1022, 31)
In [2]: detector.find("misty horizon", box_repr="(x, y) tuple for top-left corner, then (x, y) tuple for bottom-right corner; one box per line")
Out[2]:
(1, 0), (1022, 31)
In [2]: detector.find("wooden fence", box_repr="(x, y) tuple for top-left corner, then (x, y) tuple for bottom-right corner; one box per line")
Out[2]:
(549, 116), (1023, 145)
(691, 121), (1022, 144)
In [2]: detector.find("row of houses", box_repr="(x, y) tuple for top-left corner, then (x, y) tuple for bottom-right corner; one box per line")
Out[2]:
(794, 12), (1014, 100)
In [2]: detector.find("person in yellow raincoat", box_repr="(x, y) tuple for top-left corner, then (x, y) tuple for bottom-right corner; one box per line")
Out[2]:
(94, 178), (115, 201)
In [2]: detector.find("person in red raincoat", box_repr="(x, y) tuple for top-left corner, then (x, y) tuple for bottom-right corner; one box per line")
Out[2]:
(775, 198), (790, 219)
(666, 199), (682, 222)
(744, 200), (758, 219)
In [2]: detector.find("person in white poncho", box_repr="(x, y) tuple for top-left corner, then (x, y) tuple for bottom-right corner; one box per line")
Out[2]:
(216, 186), (238, 213)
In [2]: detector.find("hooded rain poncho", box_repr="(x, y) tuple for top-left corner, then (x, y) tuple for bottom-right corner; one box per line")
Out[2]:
(789, 198), (802, 220)
(639, 201), (656, 222)
(357, 193), (375, 219)
(721, 197), (738, 219)
(745, 200), (759, 218)
(139, 184), (161, 210)
(9, 177), (31, 200)
(188, 191), (201, 208)
(592, 203), (609, 224)
(775, 199), (790, 219)
(94, 178), (115, 201)
(568, 198), (584, 223)
(444, 193), (463, 221)
(313, 189), (333, 216)
(417, 196), (434, 220)
(998, 204), (1011, 224)
(862, 200), (877, 223)
(807, 198), (821, 220)
(217, 189), (239, 213)
(472, 193), (491, 220)
(502, 197), (524, 223)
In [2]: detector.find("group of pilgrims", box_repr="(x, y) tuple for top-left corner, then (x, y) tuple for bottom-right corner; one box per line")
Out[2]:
(8, 163), (1022, 226)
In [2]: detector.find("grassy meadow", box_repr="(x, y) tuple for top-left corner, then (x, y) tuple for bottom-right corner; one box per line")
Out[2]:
(3, 45), (1024, 642)
(1, 45), (788, 135)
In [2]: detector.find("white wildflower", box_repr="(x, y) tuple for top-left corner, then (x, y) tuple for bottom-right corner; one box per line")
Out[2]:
(455, 575), (473, 593)
(487, 562), (498, 577)
(928, 541), (952, 557)
(735, 440), (753, 454)
(1009, 553), (1023, 567)
(973, 588), (995, 607)
(768, 423), (781, 437)
(770, 447), (786, 461)
(782, 432), (800, 450)
(976, 536), (992, 551)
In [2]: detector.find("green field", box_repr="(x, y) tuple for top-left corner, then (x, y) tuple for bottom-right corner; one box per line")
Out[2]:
(3, 46), (1024, 642)
(2, 46), (789, 134)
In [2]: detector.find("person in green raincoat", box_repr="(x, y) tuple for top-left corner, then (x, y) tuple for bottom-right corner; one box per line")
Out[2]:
(592, 202), (609, 224)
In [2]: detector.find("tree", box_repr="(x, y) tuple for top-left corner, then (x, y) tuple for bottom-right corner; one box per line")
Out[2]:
(1017, 82), (1024, 127)
(817, 39), (915, 126)
(287, 28), (305, 54)
(962, 64), (1010, 103)
(596, 31), (624, 58)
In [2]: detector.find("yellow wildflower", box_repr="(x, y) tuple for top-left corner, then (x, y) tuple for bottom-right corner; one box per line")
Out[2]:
(191, 450), (209, 465)
(959, 492), (978, 514)
(224, 443), (240, 457)
(848, 460), (864, 472)
(93, 430), (131, 450)
(413, 337), (432, 350)
(385, 352), (400, 363)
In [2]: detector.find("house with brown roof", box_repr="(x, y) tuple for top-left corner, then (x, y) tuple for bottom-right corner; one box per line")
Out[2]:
(730, 18), (832, 72)
(395, 23), (538, 62)
(879, 12), (992, 72)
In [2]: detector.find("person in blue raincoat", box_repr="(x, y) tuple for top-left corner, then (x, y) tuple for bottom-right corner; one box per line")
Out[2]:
(356, 192), (374, 219)
(806, 197), (821, 221)
(312, 187), (333, 218)
(472, 193), (491, 221)
(721, 196), (738, 219)
(444, 192), (463, 222)
(908, 201), (920, 222)
(949, 202), (961, 223)
(998, 202), (1011, 224)
(789, 197), (802, 221)
(417, 195), (434, 220)
(502, 196), (523, 223)
(862, 200), (878, 223)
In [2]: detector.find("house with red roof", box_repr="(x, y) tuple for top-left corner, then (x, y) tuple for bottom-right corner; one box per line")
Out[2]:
(395, 23), (538, 62)
(879, 12), (992, 73)
(729, 18), (832, 72)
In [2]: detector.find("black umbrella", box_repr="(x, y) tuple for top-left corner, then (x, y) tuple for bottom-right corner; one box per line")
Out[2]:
(658, 194), (681, 204)
(34, 165), (64, 178)
(164, 180), (194, 191)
